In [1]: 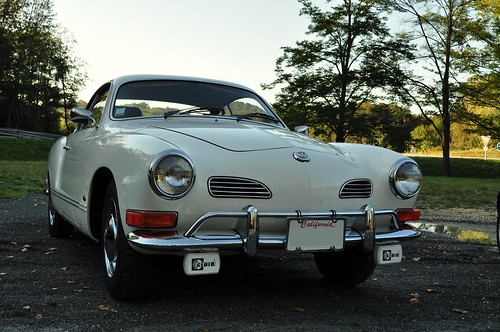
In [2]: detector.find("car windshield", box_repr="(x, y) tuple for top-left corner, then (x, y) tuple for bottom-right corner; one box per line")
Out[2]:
(113, 80), (281, 125)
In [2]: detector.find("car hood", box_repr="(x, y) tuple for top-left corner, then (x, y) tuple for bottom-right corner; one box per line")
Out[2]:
(136, 118), (342, 155)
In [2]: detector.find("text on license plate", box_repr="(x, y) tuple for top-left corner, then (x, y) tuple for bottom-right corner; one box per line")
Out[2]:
(286, 218), (345, 252)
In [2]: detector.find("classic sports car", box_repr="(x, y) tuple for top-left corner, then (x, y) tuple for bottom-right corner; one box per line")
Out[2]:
(47, 74), (423, 300)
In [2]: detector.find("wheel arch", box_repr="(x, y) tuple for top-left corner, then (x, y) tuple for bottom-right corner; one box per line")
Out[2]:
(89, 167), (114, 240)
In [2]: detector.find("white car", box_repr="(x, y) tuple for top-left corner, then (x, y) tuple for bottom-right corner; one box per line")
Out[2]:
(47, 75), (423, 300)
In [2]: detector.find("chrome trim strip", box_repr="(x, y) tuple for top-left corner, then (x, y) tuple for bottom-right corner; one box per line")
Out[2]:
(51, 189), (87, 213)
(128, 205), (420, 253)
(127, 229), (421, 252)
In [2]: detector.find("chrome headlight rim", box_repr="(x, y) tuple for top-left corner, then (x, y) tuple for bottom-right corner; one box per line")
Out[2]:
(148, 150), (196, 200)
(389, 158), (422, 200)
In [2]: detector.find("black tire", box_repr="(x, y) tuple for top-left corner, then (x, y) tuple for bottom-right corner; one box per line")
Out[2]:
(47, 189), (73, 238)
(101, 180), (151, 300)
(314, 248), (376, 286)
(496, 191), (499, 253)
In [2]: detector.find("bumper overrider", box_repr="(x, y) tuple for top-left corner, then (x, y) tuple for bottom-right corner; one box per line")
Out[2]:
(127, 205), (420, 256)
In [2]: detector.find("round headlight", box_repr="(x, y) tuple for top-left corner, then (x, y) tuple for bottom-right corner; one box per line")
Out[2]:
(389, 159), (422, 199)
(149, 151), (195, 199)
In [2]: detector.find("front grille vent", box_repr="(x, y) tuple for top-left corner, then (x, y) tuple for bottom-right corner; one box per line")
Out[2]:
(339, 179), (372, 198)
(208, 177), (272, 199)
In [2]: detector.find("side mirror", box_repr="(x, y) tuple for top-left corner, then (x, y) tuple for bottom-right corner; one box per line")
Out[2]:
(294, 125), (309, 136)
(70, 107), (96, 127)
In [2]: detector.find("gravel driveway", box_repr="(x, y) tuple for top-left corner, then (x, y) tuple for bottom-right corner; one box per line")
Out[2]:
(1, 194), (499, 331)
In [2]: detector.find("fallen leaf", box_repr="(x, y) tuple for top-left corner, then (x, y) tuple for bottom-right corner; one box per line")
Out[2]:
(425, 288), (435, 293)
(21, 248), (29, 253)
(400, 268), (408, 273)
(67, 280), (76, 284)
(97, 304), (116, 312)
(410, 292), (420, 299)
(35, 314), (43, 320)
(61, 267), (68, 271)
(292, 307), (305, 312)
(452, 308), (469, 314)
(412, 257), (421, 262)
(409, 298), (420, 304)
(22, 305), (31, 310)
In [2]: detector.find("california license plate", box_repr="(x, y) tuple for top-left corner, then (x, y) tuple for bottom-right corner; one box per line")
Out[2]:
(286, 218), (345, 252)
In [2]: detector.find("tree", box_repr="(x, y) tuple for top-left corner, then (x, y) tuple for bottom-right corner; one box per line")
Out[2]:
(457, 0), (499, 138)
(263, 0), (414, 142)
(390, 0), (492, 176)
(356, 103), (420, 152)
(0, 0), (86, 133)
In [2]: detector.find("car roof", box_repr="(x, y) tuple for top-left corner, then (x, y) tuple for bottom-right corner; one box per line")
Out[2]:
(111, 74), (255, 93)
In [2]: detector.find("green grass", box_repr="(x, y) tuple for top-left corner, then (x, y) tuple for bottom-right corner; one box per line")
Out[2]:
(416, 176), (498, 210)
(411, 156), (500, 178)
(0, 137), (54, 161)
(0, 137), (498, 210)
(0, 137), (54, 198)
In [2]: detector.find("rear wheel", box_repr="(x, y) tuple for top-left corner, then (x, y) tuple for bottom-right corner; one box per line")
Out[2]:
(47, 188), (73, 238)
(314, 248), (376, 286)
(101, 180), (151, 300)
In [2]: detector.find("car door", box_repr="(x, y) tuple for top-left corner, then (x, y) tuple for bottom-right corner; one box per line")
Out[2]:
(59, 85), (110, 222)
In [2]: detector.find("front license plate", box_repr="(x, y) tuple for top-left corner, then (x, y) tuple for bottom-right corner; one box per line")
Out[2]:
(286, 218), (345, 252)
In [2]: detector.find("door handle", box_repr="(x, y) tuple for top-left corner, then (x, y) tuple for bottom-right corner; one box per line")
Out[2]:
(63, 146), (71, 151)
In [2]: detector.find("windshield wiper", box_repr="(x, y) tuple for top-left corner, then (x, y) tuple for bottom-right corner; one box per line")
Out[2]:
(164, 106), (225, 119)
(235, 112), (281, 124)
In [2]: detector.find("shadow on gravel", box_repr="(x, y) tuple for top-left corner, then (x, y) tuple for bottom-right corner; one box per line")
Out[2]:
(1, 194), (500, 331)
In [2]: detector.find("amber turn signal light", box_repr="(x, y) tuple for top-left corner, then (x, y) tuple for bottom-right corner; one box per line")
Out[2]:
(126, 210), (178, 228)
(396, 209), (420, 223)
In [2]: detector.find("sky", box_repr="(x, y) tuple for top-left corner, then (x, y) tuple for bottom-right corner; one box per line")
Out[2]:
(51, 0), (311, 103)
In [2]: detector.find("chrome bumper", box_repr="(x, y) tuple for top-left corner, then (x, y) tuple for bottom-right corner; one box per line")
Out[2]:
(127, 205), (420, 255)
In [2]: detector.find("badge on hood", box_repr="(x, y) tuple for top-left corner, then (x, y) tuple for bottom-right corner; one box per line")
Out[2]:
(293, 151), (310, 162)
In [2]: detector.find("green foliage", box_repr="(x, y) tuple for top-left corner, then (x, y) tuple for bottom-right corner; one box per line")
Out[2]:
(0, 0), (86, 134)
(264, 0), (414, 142)
(391, 0), (498, 175)
(353, 103), (420, 152)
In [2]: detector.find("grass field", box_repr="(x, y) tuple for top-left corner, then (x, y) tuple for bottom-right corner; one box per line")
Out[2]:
(0, 137), (54, 198)
(0, 137), (498, 211)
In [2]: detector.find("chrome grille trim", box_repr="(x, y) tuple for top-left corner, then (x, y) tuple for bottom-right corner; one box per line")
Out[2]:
(208, 177), (272, 199)
(339, 179), (372, 198)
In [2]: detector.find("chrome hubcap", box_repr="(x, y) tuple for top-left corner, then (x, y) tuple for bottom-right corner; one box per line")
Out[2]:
(103, 199), (118, 278)
(49, 208), (55, 226)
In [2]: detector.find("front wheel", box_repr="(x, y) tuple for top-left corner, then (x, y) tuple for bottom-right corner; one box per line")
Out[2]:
(314, 248), (376, 286)
(101, 181), (151, 300)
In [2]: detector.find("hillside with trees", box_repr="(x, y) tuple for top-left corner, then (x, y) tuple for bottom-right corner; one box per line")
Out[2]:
(0, 0), (85, 134)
